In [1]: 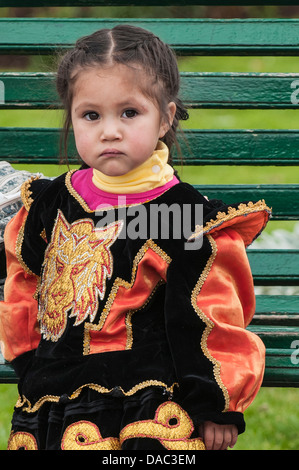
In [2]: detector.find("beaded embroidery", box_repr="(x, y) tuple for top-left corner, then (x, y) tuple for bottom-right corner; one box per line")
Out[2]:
(15, 215), (37, 277)
(7, 431), (38, 450)
(61, 421), (121, 450)
(120, 401), (205, 450)
(38, 209), (123, 341)
(20, 175), (40, 211)
(188, 199), (271, 243)
(15, 381), (178, 414)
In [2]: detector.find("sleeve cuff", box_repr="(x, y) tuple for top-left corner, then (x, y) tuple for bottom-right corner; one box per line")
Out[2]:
(191, 409), (246, 435)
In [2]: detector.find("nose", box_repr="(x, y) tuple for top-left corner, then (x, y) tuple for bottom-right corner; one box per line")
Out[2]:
(100, 117), (122, 142)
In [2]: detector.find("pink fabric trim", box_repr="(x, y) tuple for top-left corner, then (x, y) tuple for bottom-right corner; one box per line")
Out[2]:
(71, 168), (179, 210)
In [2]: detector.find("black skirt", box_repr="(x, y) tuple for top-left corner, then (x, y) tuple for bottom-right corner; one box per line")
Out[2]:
(7, 387), (205, 450)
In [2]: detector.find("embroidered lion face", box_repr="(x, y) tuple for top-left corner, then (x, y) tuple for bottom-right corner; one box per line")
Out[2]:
(38, 210), (123, 341)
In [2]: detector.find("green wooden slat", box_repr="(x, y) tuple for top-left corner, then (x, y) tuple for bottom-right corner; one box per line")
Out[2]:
(0, 128), (65, 163)
(263, 348), (299, 387)
(180, 72), (299, 109)
(253, 295), (299, 325)
(1, 349), (298, 385)
(0, 353), (16, 383)
(1, 126), (298, 218)
(248, 250), (299, 285)
(264, 349), (299, 387)
(2, 19), (299, 55)
(0, 364), (17, 383)
(180, 130), (299, 164)
(2, 72), (299, 109)
(263, 372), (299, 388)
(248, 325), (299, 349)
(0, 73), (58, 109)
(0, 122), (298, 218)
(256, 295), (299, 315)
(265, 349), (299, 379)
(3, 128), (299, 166)
(197, 185), (299, 221)
(0, 124), (298, 218)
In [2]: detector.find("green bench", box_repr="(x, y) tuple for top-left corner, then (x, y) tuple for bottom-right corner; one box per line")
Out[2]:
(0, 0), (299, 388)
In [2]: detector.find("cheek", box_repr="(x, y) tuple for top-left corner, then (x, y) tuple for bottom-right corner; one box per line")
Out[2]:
(128, 135), (154, 158)
(73, 125), (91, 155)
(127, 120), (162, 148)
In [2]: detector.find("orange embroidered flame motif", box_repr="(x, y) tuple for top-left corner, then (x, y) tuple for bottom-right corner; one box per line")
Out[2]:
(38, 210), (123, 341)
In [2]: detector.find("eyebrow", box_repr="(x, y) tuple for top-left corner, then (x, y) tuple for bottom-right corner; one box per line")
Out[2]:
(74, 99), (148, 114)
(74, 102), (97, 113)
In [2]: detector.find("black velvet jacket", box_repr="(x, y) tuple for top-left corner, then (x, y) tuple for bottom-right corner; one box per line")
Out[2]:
(8, 172), (270, 433)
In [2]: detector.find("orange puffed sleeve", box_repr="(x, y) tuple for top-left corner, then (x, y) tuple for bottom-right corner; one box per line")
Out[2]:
(197, 227), (265, 413)
(0, 207), (40, 362)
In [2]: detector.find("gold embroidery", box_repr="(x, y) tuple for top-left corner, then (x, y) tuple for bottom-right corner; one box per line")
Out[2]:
(120, 401), (205, 450)
(15, 382), (178, 414)
(7, 430), (38, 450)
(40, 228), (47, 242)
(191, 235), (230, 412)
(61, 421), (120, 450)
(65, 170), (93, 213)
(188, 200), (271, 242)
(20, 175), (40, 211)
(38, 210), (123, 341)
(15, 215), (38, 277)
(83, 239), (171, 355)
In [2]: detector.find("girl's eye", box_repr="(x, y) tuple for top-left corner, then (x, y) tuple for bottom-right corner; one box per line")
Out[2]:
(84, 112), (99, 121)
(122, 109), (138, 119)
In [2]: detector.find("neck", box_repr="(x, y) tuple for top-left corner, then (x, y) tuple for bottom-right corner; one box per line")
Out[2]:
(92, 141), (174, 194)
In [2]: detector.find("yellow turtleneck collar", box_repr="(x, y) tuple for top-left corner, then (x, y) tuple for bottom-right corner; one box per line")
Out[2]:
(92, 141), (174, 194)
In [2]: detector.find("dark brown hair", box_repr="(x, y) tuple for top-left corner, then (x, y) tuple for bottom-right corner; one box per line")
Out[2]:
(56, 24), (189, 165)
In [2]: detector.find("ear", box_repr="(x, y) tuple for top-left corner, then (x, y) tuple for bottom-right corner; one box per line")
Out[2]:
(159, 101), (177, 138)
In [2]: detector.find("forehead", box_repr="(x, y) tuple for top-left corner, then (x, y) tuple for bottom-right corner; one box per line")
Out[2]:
(72, 64), (152, 102)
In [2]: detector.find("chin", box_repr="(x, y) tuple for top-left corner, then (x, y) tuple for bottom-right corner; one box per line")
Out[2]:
(98, 167), (128, 177)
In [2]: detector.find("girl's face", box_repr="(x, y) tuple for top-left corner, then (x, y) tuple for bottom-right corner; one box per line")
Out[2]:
(71, 64), (176, 176)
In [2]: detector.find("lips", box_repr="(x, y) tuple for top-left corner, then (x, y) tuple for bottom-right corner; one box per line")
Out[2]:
(100, 149), (123, 157)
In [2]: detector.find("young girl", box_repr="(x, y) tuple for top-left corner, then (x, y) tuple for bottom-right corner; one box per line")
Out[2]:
(0, 25), (270, 451)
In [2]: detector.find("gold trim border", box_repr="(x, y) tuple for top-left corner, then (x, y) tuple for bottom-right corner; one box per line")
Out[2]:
(188, 199), (271, 242)
(20, 175), (41, 211)
(15, 213), (39, 279)
(15, 381), (179, 414)
(190, 234), (230, 412)
(65, 170), (93, 213)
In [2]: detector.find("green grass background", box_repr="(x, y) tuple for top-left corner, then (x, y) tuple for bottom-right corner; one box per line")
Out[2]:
(0, 52), (299, 450)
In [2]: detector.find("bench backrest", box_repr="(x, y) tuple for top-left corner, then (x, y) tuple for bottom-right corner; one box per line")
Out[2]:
(0, 0), (299, 386)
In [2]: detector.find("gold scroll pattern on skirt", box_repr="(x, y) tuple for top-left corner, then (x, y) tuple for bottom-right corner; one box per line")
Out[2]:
(8, 402), (205, 450)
